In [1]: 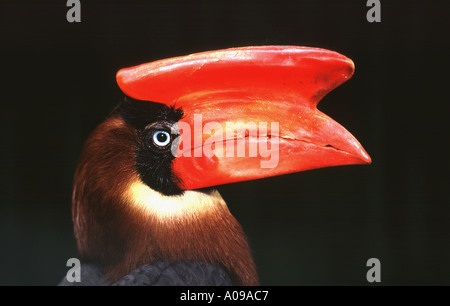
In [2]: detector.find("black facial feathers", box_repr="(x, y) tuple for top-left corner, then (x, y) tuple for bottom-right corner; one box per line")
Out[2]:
(114, 96), (185, 196)
(115, 96), (184, 130)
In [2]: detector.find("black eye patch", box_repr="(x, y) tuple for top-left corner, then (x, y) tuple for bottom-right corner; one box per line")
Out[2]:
(114, 96), (184, 196)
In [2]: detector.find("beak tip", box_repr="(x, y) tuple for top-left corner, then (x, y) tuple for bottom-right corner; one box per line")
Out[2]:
(358, 148), (372, 165)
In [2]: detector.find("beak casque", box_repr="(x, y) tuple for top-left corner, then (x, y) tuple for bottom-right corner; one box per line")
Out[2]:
(117, 46), (371, 190)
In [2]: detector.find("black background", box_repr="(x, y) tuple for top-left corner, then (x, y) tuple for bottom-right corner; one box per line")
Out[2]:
(0, 0), (449, 285)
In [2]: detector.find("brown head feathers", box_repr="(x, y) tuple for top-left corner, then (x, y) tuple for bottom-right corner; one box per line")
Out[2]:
(72, 114), (258, 285)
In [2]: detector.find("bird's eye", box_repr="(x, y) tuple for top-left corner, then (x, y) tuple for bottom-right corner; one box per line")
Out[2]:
(152, 130), (171, 147)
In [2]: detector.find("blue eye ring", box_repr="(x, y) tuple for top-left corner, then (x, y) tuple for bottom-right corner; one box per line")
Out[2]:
(152, 130), (171, 147)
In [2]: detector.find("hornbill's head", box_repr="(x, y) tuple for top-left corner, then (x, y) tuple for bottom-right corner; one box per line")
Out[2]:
(72, 46), (371, 285)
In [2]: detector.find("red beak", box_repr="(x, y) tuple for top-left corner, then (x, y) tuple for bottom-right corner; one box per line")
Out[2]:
(117, 46), (371, 190)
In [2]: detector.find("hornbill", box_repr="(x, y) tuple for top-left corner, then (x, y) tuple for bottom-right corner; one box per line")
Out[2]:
(60, 46), (371, 286)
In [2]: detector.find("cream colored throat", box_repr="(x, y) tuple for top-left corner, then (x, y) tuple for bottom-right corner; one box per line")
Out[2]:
(124, 179), (228, 221)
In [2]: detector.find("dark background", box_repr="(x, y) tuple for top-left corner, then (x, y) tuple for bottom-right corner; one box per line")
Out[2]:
(0, 0), (449, 285)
